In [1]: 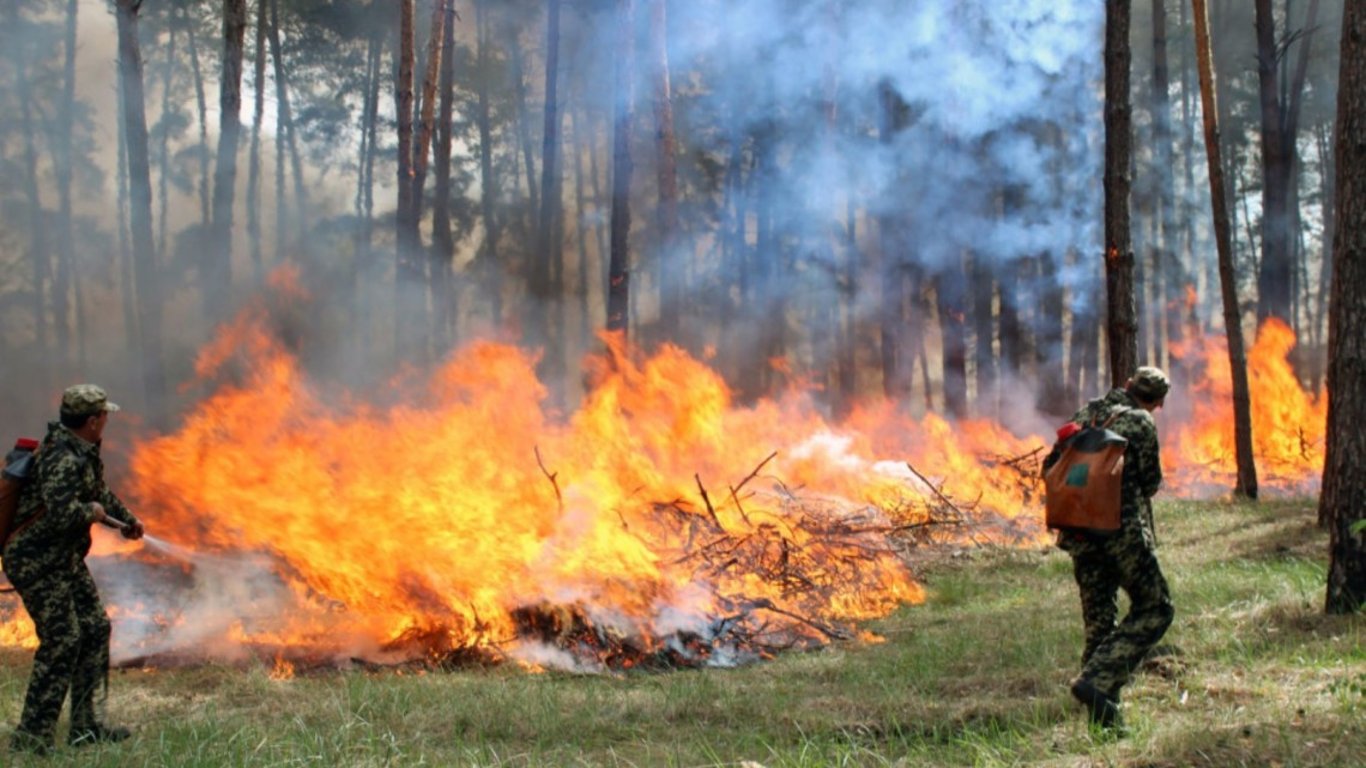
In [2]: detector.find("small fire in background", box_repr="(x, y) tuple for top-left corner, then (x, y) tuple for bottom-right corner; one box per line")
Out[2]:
(0, 293), (1326, 669)
(1165, 318), (1327, 496)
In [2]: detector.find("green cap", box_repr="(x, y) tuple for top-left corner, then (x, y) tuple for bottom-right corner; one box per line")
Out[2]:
(1129, 366), (1170, 402)
(61, 384), (121, 417)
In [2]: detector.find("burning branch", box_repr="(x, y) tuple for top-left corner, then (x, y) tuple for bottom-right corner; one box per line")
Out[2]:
(534, 446), (564, 513)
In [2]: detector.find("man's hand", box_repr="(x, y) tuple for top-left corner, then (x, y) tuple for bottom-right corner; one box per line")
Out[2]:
(122, 518), (145, 540)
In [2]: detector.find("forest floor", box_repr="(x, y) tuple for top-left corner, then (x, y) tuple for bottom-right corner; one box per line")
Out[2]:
(1, 498), (1362, 767)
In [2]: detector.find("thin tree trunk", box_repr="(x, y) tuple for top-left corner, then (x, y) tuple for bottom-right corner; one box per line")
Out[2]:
(970, 251), (996, 416)
(571, 105), (593, 353)
(1036, 249), (1068, 416)
(1322, 0), (1366, 610)
(606, 0), (634, 338)
(509, 29), (540, 238)
(876, 82), (911, 404)
(1153, 0), (1184, 375)
(937, 263), (969, 419)
(51, 0), (82, 374)
(156, 20), (177, 264)
(1193, 0), (1258, 499)
(246, 0), (268, 283)
(533, 0), (564, 357)
(116, 0), (168, 423)
(12, 33), (50, 367)
(394, 0), (426, 362)
(650, 0), (680, 339)
(1254, 0), (1294, 326)
(475, 0), (501, 324)
(267, 0), (309, 248)
(185, 3), (212, 227)
(412, 0), (449, 227)
(354, 27), (383, 355)
(431, 0), (457, 350)
(116, 59), (139, 354)
(1104, 0), (1138, 384)
(208, 0), (248, 325)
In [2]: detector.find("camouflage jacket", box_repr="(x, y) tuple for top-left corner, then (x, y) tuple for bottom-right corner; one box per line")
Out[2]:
(1061, 388), (1163, 525)
(4, 421), (137, 559)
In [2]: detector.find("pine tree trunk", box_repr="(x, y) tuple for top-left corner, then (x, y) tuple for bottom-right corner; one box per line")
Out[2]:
(116, 62), (139, 355)
(1104, 0), (1138, 385)
(431, 1), (458, 351)
(116, 0), (168, 423)
(1322, 0), (1366, 612)
(186, 5), (212, 227)
(1193, 0), (1258, 499)
(533, 0), (564, 362)
(12, 31), (50, 368)
(208, 0), (247, 325)
(354, 26), (383, 354)
(247, 0), (268, 284)
(969, 251), (996, 417)
(1152, 0), (1184, 375)
(937, 263), (969, 419)
(156, 21), (177, 265)
(52, 0), (81, 373)
(267, 0), (310, 248)
(606, 0), (635, 339)
(1036, 249), (1069, 417)
(1253, 0), (1294, 326)
(475, 0), (502, 324)
(650, 0), (680, 340)
(394, 0), (426, 363)
(509, 31), (539, 239)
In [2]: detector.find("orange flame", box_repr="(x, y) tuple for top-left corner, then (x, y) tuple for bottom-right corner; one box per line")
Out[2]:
(1165, 318), (1326, 495)
(0, 301), (1327, 666)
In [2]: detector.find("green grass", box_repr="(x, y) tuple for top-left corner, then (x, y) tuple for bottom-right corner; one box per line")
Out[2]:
(1, 499), (1362, 766)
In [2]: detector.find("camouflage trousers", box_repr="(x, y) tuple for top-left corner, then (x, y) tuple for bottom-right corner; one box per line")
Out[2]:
(1062, 519), (1174, 698)
(2, 551), (111, 744)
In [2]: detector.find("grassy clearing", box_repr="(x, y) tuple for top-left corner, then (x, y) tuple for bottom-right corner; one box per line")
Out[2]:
(1, 499), (1361, 766)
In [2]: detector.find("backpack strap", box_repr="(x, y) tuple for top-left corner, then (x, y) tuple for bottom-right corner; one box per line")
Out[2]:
(1100, 406), (1132, 429)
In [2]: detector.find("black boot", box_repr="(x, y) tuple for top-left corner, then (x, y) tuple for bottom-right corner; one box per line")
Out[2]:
(68, 724), (132, 747)
(1070, 677), (1124, 731)
(9, 729), (53, 756)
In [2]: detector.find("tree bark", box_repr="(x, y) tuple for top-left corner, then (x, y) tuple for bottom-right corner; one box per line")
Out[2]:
(475, 0), (502, 324)
(937, 263), (969, 419)
(53, 0), (81, 373)
(1104, 0), (1138, 385)
(606, 0), (635, 339)
(431, 0), (458, 351)
(1323, 0), (1366, 613)
(185, 4), (212, 227)
(533, 0), (564, 361)
(1152, 0), (1184, 375)
(1193, 0), (1259, 499)
(650, 0), (681, 340)
(1253, 0), (1294, 326)
(394, 0), (426, 363)
(115, 0), (167, 422)
(247, 0), (268, 284)
(969, 251), (996, 417)
(267, 0), (310, 249)
(208, 0), (248, 325)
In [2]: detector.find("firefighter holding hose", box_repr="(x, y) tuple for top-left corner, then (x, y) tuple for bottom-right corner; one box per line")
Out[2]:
(3, 384), (145, 755)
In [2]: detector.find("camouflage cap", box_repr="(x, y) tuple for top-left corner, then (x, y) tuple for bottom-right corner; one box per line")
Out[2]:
(61, 384), (121, 417)
(1129, 366), (1171, 402)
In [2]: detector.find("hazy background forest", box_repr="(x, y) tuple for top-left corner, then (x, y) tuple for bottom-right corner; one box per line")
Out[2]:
(0, 0), (1345, 436)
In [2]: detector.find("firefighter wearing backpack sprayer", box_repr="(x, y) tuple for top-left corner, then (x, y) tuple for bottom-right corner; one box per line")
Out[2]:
(2, 385), (144, 755)
(1044, 366), (1173, 732)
